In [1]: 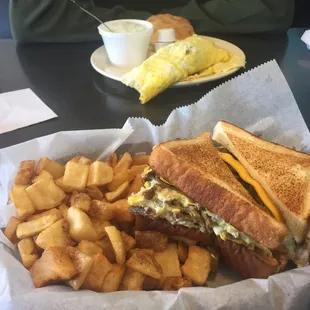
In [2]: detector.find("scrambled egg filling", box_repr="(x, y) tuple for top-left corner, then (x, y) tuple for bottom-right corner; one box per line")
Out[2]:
(128, 170), (272, 257)
(129, 181), (207, 232)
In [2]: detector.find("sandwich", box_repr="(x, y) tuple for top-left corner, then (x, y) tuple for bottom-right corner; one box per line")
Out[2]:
(212, 121), (310, 267)
(128, 132), (288, 278)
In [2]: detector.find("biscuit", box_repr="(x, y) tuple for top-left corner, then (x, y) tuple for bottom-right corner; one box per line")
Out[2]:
(147, 14), (195, 45)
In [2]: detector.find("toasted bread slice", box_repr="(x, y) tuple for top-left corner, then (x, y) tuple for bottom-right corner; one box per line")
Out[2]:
(149, 132), (287, 250)
(217, 238), (279, 279)
(213, 121), (310, 243)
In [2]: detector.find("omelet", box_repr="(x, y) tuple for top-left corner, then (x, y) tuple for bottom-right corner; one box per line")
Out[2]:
(184, 54), (246, 81)
(121, 35), (230, 104)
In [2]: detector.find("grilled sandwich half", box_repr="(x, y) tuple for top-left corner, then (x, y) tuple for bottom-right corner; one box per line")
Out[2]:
(128, 132), (288, 278)
(213, 121), (310, 267)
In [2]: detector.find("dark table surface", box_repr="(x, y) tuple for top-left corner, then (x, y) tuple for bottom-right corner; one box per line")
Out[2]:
(0, 28), (310, 149)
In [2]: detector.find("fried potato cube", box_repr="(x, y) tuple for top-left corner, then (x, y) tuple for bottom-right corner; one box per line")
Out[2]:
(32, 170), (53, 184)
(20, 254), (38, 270)
(105, 181), (129, 203)
(96, 236), (116, 263)
(127, 248), (154, 259)
(163, 276), (192, 291)
(58, 204), (69, 219)
(142, 276), (158, 290)
(8, 185), (29, 204)
(78, 240), (103, 257)
(16, 214), (60, 239)
(132, 155), (149, 166)
(87, 161), (113, 187)
(154, 243), (181, 278)
(82, 253), (112, 292)
(114, 153), (132, 175)
(126, 250), (163, 279)
(30, 247), (77, 288)
(26, 179), (65, 211)
(120, 268), (145, 291)
(7, 193), (14, 204)
(11, 184), (27, 190)
(62, 161), (89, 191)
(70, 192), (91, 212)
(135, 231), (168, 251)
(35, 219), (73, 250)
(55, 177), (76, 193)
(91, 218), (111, 239)
(84, 185), (104, 200)
(107, 170), (135, 192)
(102, 264), (126, 292)
(68, 156), (92, 165)
(36, 158), (65, 179)
(141, 249), (155, 255)
(26, 208), (62, 222)
(177, 241), (188, 263)
(4, 216), (23, 244)
(65, 246), (94, 290)
(113, 199), (135, 223)
(106, 153), (117, 168)
(126, 249), (135, 259)
(127, 174), (143, 196)
(88, 200), (114, 221)
(14, 160), (36, 185)
(130, 165), (147, 177)
(10, 187), (35, 219)
(181, 245), (211, 285)
(121, 231), (136, 252)
(105, 226), (126, 265)
(67, 207), (97, 242)
(18, 237), (38, 269)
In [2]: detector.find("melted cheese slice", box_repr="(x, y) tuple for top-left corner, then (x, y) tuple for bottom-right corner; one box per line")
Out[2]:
(219, 152), (284, 222)
(159, 177), (172, 186)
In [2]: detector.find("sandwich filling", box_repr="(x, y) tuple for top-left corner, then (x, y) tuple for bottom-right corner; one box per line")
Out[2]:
(128, 168), (273, 258)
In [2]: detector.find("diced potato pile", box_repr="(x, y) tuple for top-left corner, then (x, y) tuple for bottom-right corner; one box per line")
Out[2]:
(4, 154), (217, 292)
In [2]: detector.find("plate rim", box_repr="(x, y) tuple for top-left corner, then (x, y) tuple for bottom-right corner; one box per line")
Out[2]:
(90, 35), (245, 88)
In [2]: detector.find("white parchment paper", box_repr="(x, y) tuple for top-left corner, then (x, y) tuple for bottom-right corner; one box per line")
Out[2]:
(1, 60), (310, 310)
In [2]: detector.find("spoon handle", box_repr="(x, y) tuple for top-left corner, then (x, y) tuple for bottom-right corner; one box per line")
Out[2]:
(70, 0), (112, 32)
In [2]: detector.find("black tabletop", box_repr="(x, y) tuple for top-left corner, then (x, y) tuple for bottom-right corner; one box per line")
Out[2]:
(0, 28), (310, 149)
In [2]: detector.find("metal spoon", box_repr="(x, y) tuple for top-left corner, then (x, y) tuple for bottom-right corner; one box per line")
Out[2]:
(70, 0), (113, 32)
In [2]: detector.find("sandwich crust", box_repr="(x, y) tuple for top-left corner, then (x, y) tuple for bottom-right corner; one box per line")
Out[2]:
(217, 238), (279, 279)
(213, 121), (310, 242)
(149, 132), (288, 250)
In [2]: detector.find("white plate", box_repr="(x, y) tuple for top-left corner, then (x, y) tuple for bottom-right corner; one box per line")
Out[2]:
(90, 36), (245, 88)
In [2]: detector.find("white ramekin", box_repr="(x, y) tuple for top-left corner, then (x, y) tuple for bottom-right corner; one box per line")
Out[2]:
(98, 19), (153, 68)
